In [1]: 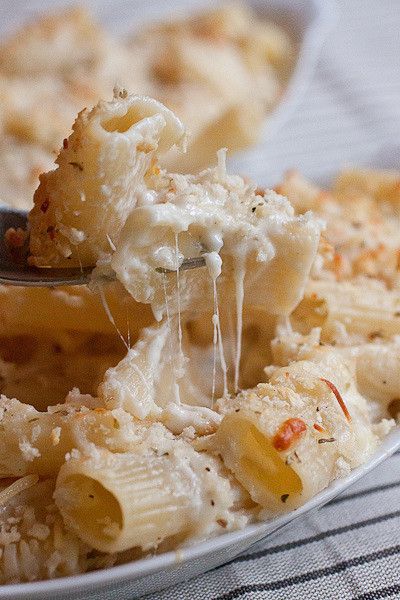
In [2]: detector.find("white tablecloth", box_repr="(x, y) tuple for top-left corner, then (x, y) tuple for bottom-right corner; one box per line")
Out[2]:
(148, 1), (400, 598)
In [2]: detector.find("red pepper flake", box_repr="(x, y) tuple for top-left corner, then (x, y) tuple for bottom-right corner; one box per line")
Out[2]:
(272, 418), (307, 452)
(313, 423), (325, 433)
(63, 138), (69, 149)
(46, 225), (55, 240)
(217, 519), (227, 528)
(40, 199), (50, 213)
(333, 253), (343, 268)
(320, 378), (351, 422)
(368, 331), (382, 341)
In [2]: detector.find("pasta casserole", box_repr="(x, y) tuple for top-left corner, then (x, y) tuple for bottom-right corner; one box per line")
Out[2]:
(0, 92), (398, 583)
(0, 3), (294, 210)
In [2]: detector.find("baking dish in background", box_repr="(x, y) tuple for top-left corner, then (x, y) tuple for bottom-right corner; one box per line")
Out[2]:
(0, 0), (337, 171)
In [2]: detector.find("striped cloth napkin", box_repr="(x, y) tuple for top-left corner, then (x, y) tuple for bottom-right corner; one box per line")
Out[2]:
(149, 1), (400, 598)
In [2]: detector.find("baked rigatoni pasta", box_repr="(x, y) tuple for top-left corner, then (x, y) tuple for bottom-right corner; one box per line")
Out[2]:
(0, 93), (398, 584)
(111, 150), (320, 321)
(28, 93), (319, 323)
(29, 94), (185, 267)
(213, 349), (377, 513)
(356, 343), (400, 413)
(0, 396), (145, 477)
(55, 434), (236, 553)
(292, 279), (400, 341)
(0, 281), (153, 338)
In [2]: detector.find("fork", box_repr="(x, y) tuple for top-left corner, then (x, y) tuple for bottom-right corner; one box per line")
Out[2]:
(0, 207), (206, 287)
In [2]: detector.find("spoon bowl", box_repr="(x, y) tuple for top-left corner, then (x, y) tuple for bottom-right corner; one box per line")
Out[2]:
(0, 207), (206, 287)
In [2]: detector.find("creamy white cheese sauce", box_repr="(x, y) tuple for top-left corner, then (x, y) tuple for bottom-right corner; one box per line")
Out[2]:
(97, 283), (129, 351)
(79, 106), (322, 427)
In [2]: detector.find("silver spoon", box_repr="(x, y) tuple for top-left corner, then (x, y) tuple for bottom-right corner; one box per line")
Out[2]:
(0, 207), (206, 287)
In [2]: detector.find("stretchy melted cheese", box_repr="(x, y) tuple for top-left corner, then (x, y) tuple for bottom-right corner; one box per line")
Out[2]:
(112, 149), (320, 322)
(29, 93), (321, 399)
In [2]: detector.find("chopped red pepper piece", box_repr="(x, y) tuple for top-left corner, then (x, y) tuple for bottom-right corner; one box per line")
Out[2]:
(320, 378), (351, 422)
(272, 418), (307, 452)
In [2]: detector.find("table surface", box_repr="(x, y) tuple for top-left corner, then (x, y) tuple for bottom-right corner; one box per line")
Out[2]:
(1, 0), (400, 598)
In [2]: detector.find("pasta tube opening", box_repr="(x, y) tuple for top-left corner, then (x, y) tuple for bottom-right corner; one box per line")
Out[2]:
(101, 103), (161, 134)
(28, 95), (186, 268)
(57, 473), (123, 544)
(55, 447), (211, 553)
(215, 413), (303, 508)
(102, 110), (143, 134)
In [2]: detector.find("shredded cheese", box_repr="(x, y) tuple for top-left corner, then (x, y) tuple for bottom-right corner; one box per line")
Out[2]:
(0, 475), (39, 506)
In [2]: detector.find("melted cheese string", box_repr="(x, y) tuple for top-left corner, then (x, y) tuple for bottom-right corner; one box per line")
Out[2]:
(213, 280), (228, 398)
(234, 259), (245, 393)
(205, 252), (227, 405)
(162, 272), (176, 374)
(174, 234), (184, 370)
(125, 306), (131, 349)
(98, 284), (129, 351)
(226, 309), (236, 383)
(76, 244), (84, 275)
(211, 309), (217, 406)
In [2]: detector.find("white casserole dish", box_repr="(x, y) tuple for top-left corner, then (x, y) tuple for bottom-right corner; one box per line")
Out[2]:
(0, 0), (338, 154)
